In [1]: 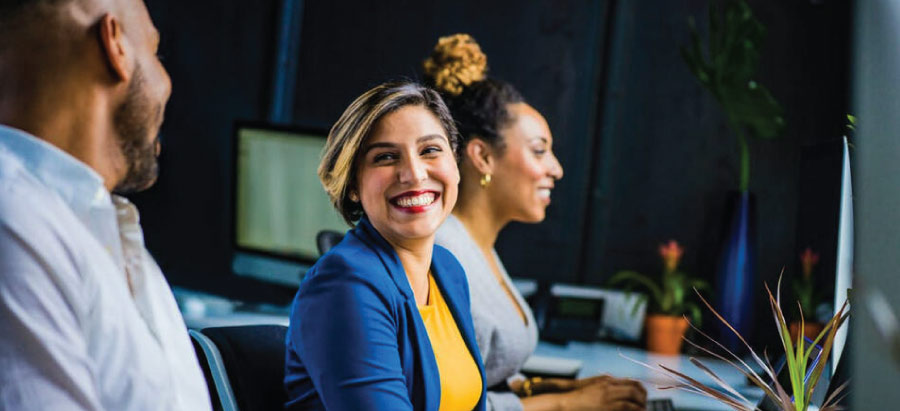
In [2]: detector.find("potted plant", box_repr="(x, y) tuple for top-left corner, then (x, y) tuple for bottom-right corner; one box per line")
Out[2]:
(629, 277), (849, 411)
(791, 247), (825, 341)
(610, 240), (710, 355)
(681, 0), (786, 350)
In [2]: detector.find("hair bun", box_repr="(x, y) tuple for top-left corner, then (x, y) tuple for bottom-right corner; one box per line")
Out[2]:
(423, 33), (488, 96)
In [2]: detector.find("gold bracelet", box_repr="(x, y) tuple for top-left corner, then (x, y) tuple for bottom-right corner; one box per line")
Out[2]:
(522, 377), (542, 397)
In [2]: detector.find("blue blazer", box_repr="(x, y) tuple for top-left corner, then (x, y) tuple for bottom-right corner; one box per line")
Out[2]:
(284, 216), (487, 410)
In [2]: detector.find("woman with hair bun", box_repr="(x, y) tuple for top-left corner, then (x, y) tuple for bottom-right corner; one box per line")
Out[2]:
(428, 34), (647, 411)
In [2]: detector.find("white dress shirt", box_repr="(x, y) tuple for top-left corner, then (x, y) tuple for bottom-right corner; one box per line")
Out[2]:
(0, 125), (212, 410)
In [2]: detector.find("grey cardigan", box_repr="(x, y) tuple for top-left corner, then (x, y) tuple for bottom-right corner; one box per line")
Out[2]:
(435, 215), (539, 411)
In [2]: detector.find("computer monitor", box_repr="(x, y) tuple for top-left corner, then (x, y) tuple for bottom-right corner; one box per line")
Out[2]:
(231, 122), (348, 286)
(831, 136), (853, 371)
(794, 135), (852, 373)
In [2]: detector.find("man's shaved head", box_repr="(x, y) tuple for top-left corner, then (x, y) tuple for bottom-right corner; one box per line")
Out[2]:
(0, 0), (171, 193)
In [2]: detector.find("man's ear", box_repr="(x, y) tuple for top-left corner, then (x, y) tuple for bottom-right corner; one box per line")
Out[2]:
(97, 14), (131, 83)
(465, 138), (495, 175)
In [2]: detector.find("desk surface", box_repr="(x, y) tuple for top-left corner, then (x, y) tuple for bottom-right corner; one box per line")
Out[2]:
(178, 293), (770, 411)
(535, 341), (766, 411)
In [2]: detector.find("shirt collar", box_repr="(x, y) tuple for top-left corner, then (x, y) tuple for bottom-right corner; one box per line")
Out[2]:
(0, 124), (111, 216)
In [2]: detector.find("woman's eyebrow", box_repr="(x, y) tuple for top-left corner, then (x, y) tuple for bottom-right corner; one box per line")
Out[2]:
(363, 142), (396, 155)
(417, 134), (447, 144)
(363, 134), (448, 155)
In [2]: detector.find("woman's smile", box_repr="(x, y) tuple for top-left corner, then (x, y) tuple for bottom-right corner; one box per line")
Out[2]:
(390, 190), (441, 213)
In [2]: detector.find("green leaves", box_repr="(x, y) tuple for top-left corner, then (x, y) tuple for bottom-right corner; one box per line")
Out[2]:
(681, 0), (786, 190)
(627, 276), (850, 411)
(609, 269), (708, 324)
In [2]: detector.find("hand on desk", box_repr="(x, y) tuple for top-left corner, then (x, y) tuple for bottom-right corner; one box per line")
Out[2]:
(513, 375), (647, 411)
(562, 376), (647, 411)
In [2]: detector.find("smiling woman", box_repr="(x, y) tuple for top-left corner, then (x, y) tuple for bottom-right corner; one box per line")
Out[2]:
(284, 82), (487, 411)
(428, 34), (646, 411)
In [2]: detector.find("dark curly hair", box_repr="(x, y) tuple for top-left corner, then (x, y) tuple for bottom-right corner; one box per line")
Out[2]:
(423, 33), (524, 152)
(440, 79), (524, 152)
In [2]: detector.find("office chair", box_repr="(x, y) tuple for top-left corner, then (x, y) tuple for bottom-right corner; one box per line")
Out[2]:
(196, 325), (289, 411)
(190, 329), (237, 411)
(316, 230), (344, 256)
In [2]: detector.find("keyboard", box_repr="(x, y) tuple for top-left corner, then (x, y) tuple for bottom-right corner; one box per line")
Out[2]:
(647, 398), (675, 411)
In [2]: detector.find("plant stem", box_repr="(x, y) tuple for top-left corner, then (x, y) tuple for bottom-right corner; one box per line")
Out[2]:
(727, 116), (751, 192)
(738, 130), (750, 192)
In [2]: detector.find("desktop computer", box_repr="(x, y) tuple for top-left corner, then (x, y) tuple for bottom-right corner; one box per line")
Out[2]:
(231, 122), (348, 286)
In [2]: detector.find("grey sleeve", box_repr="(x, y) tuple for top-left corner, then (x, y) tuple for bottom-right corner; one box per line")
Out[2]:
(486, 390), (524, 411)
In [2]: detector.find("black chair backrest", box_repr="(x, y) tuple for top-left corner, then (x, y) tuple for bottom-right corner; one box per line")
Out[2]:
(316, 230), (344, 256)
(201, 325), (288, 411)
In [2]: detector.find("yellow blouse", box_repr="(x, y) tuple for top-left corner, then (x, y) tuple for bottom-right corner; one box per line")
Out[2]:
(418, 274), (483, 411)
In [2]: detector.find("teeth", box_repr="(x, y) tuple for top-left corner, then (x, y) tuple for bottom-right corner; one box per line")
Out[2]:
(538, 189), (551, 199)
(396, 192), (435, 207)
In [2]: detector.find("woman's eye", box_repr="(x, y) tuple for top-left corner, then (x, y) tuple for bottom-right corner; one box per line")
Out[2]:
(373, 152), (397, 163)
(533, 149), (547, 157)
(421, 146), (443, 156)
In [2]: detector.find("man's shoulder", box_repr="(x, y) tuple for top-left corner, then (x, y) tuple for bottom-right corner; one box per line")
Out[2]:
(0, 157), (71, 232)
(0, 154), (89, 278)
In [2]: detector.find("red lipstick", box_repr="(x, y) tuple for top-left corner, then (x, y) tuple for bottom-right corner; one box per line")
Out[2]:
(390, 190), (440, 214)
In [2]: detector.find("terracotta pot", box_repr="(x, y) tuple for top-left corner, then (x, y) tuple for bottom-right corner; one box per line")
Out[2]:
(645, 315), (689, 355)
(789, 321), (824, 342)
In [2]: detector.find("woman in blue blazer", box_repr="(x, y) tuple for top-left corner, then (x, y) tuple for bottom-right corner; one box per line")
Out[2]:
(284, 82), (487, 410)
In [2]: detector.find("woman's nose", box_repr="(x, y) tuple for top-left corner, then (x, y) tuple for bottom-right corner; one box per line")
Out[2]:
(548, 152), (564, 180)
(398, 157), (428, 184)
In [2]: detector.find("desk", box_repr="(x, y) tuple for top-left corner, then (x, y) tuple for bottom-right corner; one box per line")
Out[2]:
(535, 341), (765, 411)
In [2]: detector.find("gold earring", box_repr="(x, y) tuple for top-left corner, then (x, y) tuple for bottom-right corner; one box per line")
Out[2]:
(479, 173), (492, 188)
(349, 191), (359, 202)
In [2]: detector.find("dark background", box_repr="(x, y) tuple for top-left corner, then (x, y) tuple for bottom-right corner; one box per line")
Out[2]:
(135, 0), (851, 346)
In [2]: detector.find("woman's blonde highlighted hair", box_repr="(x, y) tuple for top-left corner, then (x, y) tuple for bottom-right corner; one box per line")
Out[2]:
(319, 81), (460, 226)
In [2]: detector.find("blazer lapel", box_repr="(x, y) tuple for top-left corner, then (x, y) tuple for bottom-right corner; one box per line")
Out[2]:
(354, 217), (414, 299)
(353, 217), (442, 410)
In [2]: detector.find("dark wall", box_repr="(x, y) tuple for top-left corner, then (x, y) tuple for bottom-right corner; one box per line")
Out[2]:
(135, 0), (613, 302)
(133, 0), (850, 326)
(291, 0), (613, 282)
(582, 0), (850, 343)
(135, 0), (289, 301)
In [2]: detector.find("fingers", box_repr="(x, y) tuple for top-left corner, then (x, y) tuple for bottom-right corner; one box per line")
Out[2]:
(606, 401), (646, 411)
(605, 377), (648, 398)
(604, 384), (647, 406)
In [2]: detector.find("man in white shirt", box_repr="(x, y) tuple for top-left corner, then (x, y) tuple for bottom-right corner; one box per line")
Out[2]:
(0, 0), (212, 409)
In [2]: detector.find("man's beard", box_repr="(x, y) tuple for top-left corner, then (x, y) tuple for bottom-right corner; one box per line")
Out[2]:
(112, 65), (163, 195)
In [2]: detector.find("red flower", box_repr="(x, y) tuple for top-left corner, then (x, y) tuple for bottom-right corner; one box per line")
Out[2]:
(800, 247), (819, 280)
(659, 240), (684, 273)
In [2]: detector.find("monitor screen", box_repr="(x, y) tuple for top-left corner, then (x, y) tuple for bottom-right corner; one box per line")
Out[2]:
(232, 124), (348, 284)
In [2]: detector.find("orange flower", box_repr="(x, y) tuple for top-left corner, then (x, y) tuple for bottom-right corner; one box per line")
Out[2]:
(659, 240), (684, 273)
(800, 247), (819, 280)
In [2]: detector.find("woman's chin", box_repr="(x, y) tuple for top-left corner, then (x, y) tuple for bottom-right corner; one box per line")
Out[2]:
(390, 219), (442, 241)
(517, 208), (547, 224)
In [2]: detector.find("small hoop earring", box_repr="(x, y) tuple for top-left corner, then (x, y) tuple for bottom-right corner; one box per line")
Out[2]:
(479, 173), (492, 188)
